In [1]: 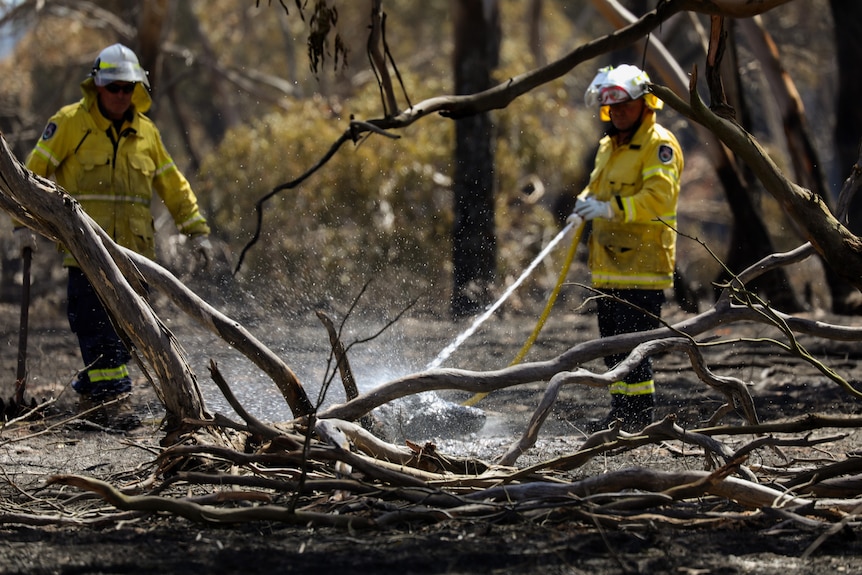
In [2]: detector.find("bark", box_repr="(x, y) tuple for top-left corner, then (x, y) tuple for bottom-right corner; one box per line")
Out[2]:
(136, 0), (172, 92)
(0, 138), (206, 432)
(450, 0), (500, 317)
(0, 133), (315, 430)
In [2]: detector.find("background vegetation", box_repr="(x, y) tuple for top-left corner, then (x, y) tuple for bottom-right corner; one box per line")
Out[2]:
(0, 0), (840, 316)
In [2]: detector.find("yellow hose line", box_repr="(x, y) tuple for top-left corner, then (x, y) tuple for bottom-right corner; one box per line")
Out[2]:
(462, 221), (585, 407)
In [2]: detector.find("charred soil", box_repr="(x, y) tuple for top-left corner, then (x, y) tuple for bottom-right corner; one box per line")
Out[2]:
(2, 295), (862, 575)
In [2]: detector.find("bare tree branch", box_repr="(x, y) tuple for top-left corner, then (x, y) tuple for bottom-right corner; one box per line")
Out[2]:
(235, 0), (795, 270)
(651, 74), (862, 291)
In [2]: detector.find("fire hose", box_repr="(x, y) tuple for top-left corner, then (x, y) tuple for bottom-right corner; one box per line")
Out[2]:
(462, 220), (586, 407)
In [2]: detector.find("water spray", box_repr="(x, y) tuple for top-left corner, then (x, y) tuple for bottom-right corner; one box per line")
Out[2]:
(425, 220), (585, 372)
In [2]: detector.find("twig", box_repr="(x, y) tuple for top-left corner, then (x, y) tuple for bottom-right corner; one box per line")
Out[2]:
(206, 360), (286, 440)
(802, 500), (862, 559)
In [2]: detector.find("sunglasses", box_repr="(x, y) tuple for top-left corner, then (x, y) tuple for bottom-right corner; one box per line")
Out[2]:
(104, 83), (136, 94)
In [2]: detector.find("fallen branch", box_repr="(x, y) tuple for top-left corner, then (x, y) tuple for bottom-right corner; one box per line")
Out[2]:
(46, 474), (375, 528)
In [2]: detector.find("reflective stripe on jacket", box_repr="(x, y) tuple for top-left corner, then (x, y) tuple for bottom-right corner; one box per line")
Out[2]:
(25, 78), (210, 266)
(580, 112), (683, 290)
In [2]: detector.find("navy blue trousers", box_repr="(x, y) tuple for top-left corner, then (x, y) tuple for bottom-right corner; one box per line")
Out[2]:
(67, 267), (132, 397)
(596, 288), (664, 385)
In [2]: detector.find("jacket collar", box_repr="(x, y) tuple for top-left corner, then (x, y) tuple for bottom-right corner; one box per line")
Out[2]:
(605, 108), (656, 148)
(80, 76), (151, 132)
(621, 110), (656, 148)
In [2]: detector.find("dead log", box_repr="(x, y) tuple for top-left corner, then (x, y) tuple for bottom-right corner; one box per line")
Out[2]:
(467, 466), (861, 513)
(0, 137), (206, 433)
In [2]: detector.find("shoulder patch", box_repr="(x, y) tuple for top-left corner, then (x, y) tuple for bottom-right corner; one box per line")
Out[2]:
(40, 122), (57, 141)
(658, 144), (674, 164)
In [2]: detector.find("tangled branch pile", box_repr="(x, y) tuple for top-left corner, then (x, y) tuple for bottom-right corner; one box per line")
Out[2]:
(2, 406), (862, 568)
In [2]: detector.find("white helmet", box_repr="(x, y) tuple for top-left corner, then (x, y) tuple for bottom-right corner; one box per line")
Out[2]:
(584, 64), (662, 119)
(91, 44), (150, 88)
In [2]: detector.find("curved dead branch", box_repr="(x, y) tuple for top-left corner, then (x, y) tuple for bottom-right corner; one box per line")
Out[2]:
(468, 465), (858, 513)
(317, 301), (862, 423)
(105, 240), (314, 418)
(651, 75), (862, 291)
(45, 474), (375, 528)
(497, 337), (756, 466)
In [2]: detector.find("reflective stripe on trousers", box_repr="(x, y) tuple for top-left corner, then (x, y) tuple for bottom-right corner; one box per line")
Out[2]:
(609, 379), (655, 396)
(87, 364), (131, 383)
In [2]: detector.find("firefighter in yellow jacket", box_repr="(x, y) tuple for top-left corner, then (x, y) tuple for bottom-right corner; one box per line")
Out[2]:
(568, 64), (683, 431)
(17, 44), (213, 402)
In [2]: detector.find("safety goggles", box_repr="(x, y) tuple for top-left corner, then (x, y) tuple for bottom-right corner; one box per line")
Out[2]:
(598, 86), (632, 106)
(104, 83), (136, 94)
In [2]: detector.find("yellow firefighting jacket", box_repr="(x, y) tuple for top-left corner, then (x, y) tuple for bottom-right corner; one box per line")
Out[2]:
(25, 77), (210, 267)
(579, 111), (683, 290)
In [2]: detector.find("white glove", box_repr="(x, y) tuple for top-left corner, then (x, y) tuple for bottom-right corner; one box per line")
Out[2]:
(566, 211), (583, 228)
(13, 227), (38, 256)
(573, 197), (613, 221)
(190, 234), (214, 269)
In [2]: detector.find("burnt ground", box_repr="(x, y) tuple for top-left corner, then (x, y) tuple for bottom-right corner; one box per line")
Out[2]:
(2, 289), (862, 575)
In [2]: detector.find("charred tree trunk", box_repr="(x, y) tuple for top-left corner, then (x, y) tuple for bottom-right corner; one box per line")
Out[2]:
(829, 0), (862, 312)
(710, 19), (803, 312)
(450, 0), (501, 317)
(136, 0), (172, 93)
(737, 16), (849, 313)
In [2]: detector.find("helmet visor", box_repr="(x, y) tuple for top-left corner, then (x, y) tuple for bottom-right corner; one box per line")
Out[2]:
(598, 86), (632, 106)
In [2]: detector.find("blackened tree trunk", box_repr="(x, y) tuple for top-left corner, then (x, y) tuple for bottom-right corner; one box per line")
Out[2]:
(829, 0), (862, 312)
(712, 20), (803, 312)
(451, 0), (501, 317)
(136, 0), (171, 93)
(832, 0), (862, 215)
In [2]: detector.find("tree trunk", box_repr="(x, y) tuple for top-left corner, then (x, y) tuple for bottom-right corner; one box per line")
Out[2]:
(711, 20), (803, 311)
(136, 0), (172, 93)
(450, 0), (501, 317)
(526, 0), (545, 67)
(828, 0), (862, 312)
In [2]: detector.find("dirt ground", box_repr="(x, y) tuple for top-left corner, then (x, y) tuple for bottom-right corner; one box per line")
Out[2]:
(3, 287), (862, 575)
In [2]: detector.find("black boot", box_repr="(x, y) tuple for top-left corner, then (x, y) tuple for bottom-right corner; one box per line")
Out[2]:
(624, 394), (655, 432)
